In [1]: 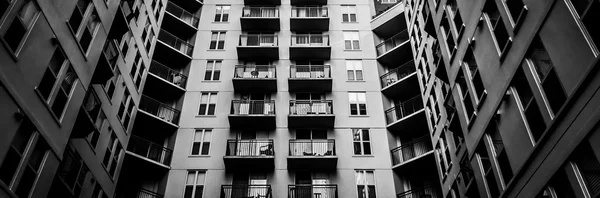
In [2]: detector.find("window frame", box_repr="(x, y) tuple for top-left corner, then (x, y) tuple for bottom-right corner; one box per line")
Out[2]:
(352, 129), (372, 155)
(343, 31), (361, 50)
(191, 129), (212, 156)
(346, 60), (364, 81)
(198, 92), (217, 116)
(355, 170), (377, 198)
(348, 92), (368, 116)
(341, 5), (357, 22)
(214, 5), (230, 22)
(184, 170), (205, 198)
(209, 31), (226, 50)
(204, 60), (222, 81)
(0, 0), (41, 56)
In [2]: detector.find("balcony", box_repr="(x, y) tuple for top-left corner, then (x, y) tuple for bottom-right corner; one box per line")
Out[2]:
(241, 7), (280, 31)
(223, 139), (275, 170)
(72, 91), (103, 138)
(290, 34), (330, 60)
(288, 100), (334, 128)
(397, 186), (441, 198)
(391, 136), (433, 169)
(229, 100), (276, 130)
(118, 188), (164, 198)
(155, 30), (193, 66)
(169, 0), (202, 15)
(145, 61), (187, 96)
(162, 1), (199, 38)
(288, 65), (331, 92)
(288, 139), (337, 169)
(233, 65), (277, 92)
(385, 95), (426, 132)
(290, 7), (329, 31)
(380, 60), (419, 100)
(137, 95), (180, 129)
(290, 0), (327, 5)
(371, 2), (406, 38)
(376, 30), (412, 66)
(92, 39), (120, 84)
(237, 34), (279, 60)
(288, 185), (337, 198)
(221, 185), (273, 198)
(126, 135), (172, 168)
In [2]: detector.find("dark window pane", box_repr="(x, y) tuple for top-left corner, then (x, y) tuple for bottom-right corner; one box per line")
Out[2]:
(524, 100), (546, 141)
(350, 104), (358, 115)
(204, 71), (212, 80)
(198, 104), (207, 115)
(363, 143), (371, 155)
(209, 41), (216, 49)
(359, 104), (367, 115)
(0, 148), (21, 184)
(4, 18), (27, 51)
(194, 186), (203, 198)
(342, 15), (349, 22)
(207, 104), (216, 115)
(184, 186), (194, 198)
(80, 29), (93, 51)
(69, 9), (83, 33)
(51, 91), (68, 117)
(213, 71), (220, 80)
(353, 142), (362, 155)
(191, 142), (200, 155)
(201, 142), (210, 155)
(15, 168), (36, 198)
(542, 69), (566, 114)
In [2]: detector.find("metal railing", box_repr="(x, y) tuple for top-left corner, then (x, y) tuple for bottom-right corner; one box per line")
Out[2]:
(234, 65), (276, 79)
(380, 60), (416, 89)
(221, 185), (272, 198)
(165, 1), (199, 28)
(385, 95), (423, 124)
(230, 100), (276, 115)
(289, 139), (335, 156)
(158, 30), (194, 56)
(128, 135), (173, 166)
(102, 39), (120, 70)
(291, 34), (330, 46)
(288, 185), (338, 198)
(290, 65), (331, 79)
(391, 136), (432, 166)
(376, 30), (409, 56)
(242, 6), (279, 18)
(397, 186), (441, 198)
(139, 95), (181, 125)
(289, 100), (333, 115)
(138, 188), (164, 198)
(291, 6), (328, 18)
(226, 139), (274, 157)
(239, 34), (278, 47)
(149, 61), (187, 88)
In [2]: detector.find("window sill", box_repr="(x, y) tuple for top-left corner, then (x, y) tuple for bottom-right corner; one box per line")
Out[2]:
(344, 49), (362, 51)
(207, 49), (226, 51)
(349, 115), (369, 117)
(342, 21), (359, 23)
(347, 80), (366, 82)
(195, 115), (217, 117)
(212, 22), (230, 23)
(352, 155), (374, 157)
(201, 80), (221, 83)
(188, 155), (211, 158)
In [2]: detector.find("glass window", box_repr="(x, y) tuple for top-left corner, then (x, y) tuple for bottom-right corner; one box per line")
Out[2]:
(352, 129), (372, 155)
(205, 60), (222, 81)
(342, 5), (357, 22)
(349, 92), (367, 115)
(184, 171), (205, 198)
(346, 60), (363, 81)
(209, 31), (226, 50)
(191, 129), (212, 155)
(198, 92), (217, 115)
(214, 5), (230, 22)
(2, 0), (40, 53)
(355, 170), (376, 198)
(344, 31), (360, 50)
(526, 36), (566, 115)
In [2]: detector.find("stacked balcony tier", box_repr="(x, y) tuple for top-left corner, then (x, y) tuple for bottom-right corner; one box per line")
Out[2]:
(221, 185), (273, 198)
(288, 139), (337, 169)
(232, 65), (277, 92)
(391, 136), (433, 169)
(137, 95), (181, 129)
(223, 140), (275, 170)
(380, 60), (419, 99)
(290, 6), (329, 31)
(241, 7), (280, 31)
(126, 135), (172, 168)
(163, 1), (199, 38)
(154, 30), (193, 66)
(290, 34), (330, 60)
(288, 100), (334, 128)
(229, 100), (276, 130)
(288, 185), (338, 198)
(145, 61), (187, 97)
(288, 65), (331, 92)
(237, 34), (279, 60)
(384, 95), (427, 132)
(376, 30), (412, 66)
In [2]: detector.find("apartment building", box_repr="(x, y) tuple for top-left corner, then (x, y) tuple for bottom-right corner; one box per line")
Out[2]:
(404, 0), (600, 197)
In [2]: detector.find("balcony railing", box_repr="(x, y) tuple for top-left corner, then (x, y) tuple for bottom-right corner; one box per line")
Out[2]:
(138, 188), (164, 198)
(165, 1), (199, 28)
(291, 34), (330, 46)
(385, 95), (423, 124)
(221, 185), (272, 198)
(291, 6), (328, 18)
(290, 65), (331, 79)
(288, 185), (338, 198)
(158, 30), (194, 56)
(128, 135), (172, 166)
(380, 60), (416, 89)
(397, 186), (440, 198)
(231, 100), (276, 115)
(226, 139), (274, 157)
(149, 61), (187, 88)
(242, 6), (279, 18)
(289, 100), (333, 115)
(239, 34), (278, 47)
(289, 139), (335, 156)
(139, 95), (181, 125)
(102, 39), (120, 70)
(234, 65), (276, 79)
(376, 30), (409, 56)
(391, 136), (432, 166)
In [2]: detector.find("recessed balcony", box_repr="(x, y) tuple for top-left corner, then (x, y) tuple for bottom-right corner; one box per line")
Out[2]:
(380, 60), (419, 100)
(72, 91), (103, 138)
(232, 65), (277, 92)
(391, 136), (433, 170)
(288, 139), (337, 169)
(162, 1), (199, 38)
(91, 39), (120, 84)
(290, 0), (327, 5)
(396, 185), (441, 198)
(290, 6), (329, 31)
(288, 65), (331, 92)
(137, 95), (181, 129)
(244, 0), (280, 5)
(221, 185), (273, 198)
(288, 185), (337, 198)
(385, 95), (426, 132)
(154, 30), (193, 66)
(288, 100), (334, 128)
(376, 30), (412, 66)
(290, 34), (330, 60)
(126, 135), (172, 168)
(237, 34), (279, 60)
(241, 7), (280, 31)
(145, 61), (187, 96)
(229, 100), (276, 130)
(223, 139), (275, 170)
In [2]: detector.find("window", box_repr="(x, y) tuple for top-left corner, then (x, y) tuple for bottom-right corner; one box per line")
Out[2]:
(130, 52), (145, 90)
(381, 0), (397, 3)
(355, 170), (376, 198)
(344, 31), (360, 50)
(476, 144), (501, 198)
(86, 110), (106, 149)
(483, 0), (511, 56)
(341, 5), (357, 22)
(526, 36), (566, 115)
(2, 0), (39, 53)
(352, 129), (371, 155)
(214, 5), (230, 22)
(204, 60), (222, 81)
(512, 67), (546, 142)
(565, 0), (599, 50)
(49, 146), (88, 197)
(349, 92), (367, 115)
(486, 119), (513, 185)
(572, 142), (600, 197)
(0, 120), (48, 198)
(184, 171), (205, 198)
(92, 183), (108, 198)
(37, 48), (79, 119)
(346, 60), (363, 81)
(209, 31), (226, 50)
(437, 134), (451, 174)
(102, 132), (122, 178)
(68, 0), (100, 53)
(503, 0), (527, 26)
(463, 47), (486, 103)
(103, 74), (118, 100)
(117, 89), (133, 130)
(191, 129), (212, 155)
(198, 92), (217, 115)
(457, 68), (475, 123)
